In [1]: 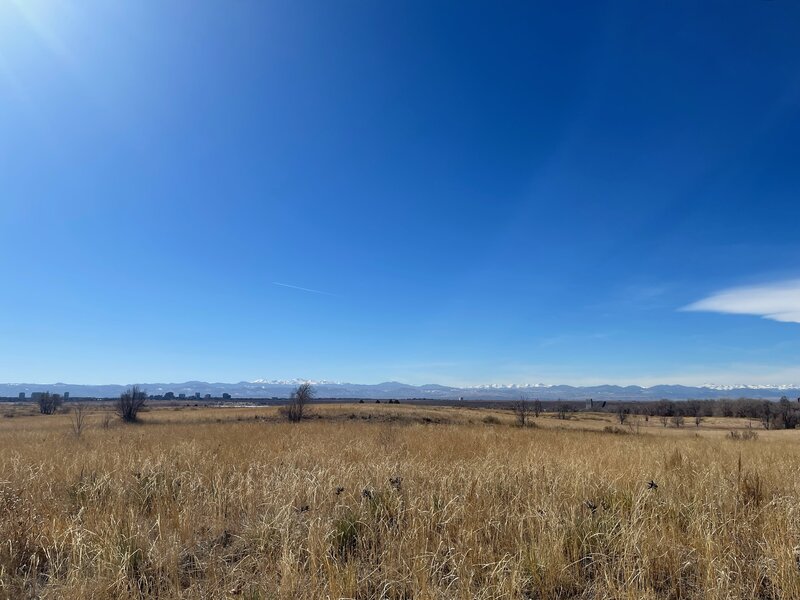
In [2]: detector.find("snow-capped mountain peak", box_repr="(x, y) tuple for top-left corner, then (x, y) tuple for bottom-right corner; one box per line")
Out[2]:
(699, 383), (800, 391)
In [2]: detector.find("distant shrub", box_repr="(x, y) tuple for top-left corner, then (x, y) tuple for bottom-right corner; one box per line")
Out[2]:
(512, 398), (532, 427)
(482, 415), (501, 425)
(280, 383), (314, 423)
(37, 392), (62, 415)
(532, 399), (542, 417)
(70, 404), (87, 438)
(116, 385), (147, 423)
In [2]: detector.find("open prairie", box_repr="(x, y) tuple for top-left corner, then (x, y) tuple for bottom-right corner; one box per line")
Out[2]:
(0, 403), (799, 599)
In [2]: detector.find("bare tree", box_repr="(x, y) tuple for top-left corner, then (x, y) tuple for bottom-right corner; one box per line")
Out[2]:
(282, 383), (315, 422)
(512, 397), (532, 427)
(760, 401), (772, 430)
(37, 392), (62, 415)
(685, 401), (704, 428)
(117, 385), (147, 423)
(719, 400), (734, 418)
(775, 396), (799, 429)
(71, 403), (87, 438)
(532, 399), (542, 418)
(671, 414), (684, 428)
(617, 406), (629, 425)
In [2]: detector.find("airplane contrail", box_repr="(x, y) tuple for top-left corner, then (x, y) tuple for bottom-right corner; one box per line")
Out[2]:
(272, 282), (339, 297)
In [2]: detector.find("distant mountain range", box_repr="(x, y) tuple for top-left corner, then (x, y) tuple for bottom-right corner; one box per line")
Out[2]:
(2, 380), (800, 401)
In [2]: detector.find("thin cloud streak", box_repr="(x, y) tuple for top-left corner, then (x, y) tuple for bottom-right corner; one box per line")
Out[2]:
(683, 279), (800, 324)
(272, 282), (340, 297)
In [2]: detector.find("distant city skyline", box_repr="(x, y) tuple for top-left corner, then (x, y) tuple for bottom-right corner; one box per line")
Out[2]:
(3, 1), (800, 386)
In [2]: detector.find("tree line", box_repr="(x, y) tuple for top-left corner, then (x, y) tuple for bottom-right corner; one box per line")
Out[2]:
(613, 397), (800, 430)
(32, 387), (800, 431)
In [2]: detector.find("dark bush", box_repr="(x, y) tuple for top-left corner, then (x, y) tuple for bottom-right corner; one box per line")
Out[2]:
(37, 392), (62, 415)
(116, 385), (147, 423)
(280, 383), (314, 423)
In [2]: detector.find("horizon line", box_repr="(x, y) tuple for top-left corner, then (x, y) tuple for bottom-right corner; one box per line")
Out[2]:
(2, 380), (800, 390)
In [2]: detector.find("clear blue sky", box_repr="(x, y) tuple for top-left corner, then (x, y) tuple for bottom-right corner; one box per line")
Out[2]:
(3, 1), (800, 386)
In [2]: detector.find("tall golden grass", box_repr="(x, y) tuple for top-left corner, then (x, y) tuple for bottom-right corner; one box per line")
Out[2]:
(0, 404), (798, 599)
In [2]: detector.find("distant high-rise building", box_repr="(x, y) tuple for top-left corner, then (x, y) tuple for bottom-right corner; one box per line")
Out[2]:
(179, 393), (186, 399)
(204, 394), (211, 399)
(222, 393), (231, 399)
(64, 392), (69, 400)
(194, 392), (201, 399)
(18, 392), (25, 400)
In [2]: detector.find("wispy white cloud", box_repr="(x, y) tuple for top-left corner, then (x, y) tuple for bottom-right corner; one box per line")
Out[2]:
(683, 279), (800, 324)
(272, 282), (339, 297)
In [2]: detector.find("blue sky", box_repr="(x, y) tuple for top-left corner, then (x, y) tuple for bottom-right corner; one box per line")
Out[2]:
(2, 1), (800, 386)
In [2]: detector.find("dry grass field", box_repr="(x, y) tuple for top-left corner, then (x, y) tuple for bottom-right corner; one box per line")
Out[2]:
(0, 402), (799, 599)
